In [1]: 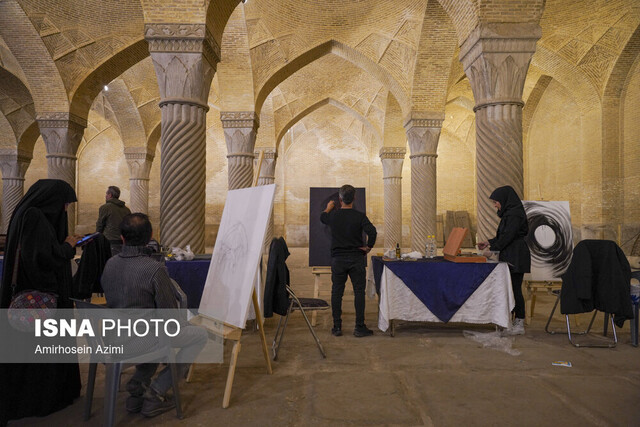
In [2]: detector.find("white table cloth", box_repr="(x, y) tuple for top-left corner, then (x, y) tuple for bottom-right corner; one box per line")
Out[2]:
(368, 261), (515, 331)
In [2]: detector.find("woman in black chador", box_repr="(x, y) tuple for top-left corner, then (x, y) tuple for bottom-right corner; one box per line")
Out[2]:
(0, 179), (82, 424)
(478, 185), (531, 335)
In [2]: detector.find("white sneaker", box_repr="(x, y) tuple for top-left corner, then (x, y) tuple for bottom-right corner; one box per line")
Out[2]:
(502, 318), (525, 336)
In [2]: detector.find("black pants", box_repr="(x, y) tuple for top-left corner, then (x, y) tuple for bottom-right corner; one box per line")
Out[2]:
(331, 256), (367, 327)
(511, 271), (525, 319)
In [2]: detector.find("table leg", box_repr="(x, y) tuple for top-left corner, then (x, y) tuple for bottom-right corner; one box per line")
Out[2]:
(530, 289), (538, 322)
(523, 283), (533, 325)
(632, 303), (638, 347)
(312, 274), (320, 326)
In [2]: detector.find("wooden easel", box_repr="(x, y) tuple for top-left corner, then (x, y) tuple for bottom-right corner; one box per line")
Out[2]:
(187, 151), (273, 408)
(188, 289), (272, 408)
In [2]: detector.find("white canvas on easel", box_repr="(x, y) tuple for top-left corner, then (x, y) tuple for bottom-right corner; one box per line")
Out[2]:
(199, 184), (276, 328)
(522, 200), (573, 281)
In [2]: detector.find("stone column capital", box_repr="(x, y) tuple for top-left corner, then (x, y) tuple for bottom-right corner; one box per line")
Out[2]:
(36, 112), (86, 156)
(222, 115), (259, 189)
(403, 112), (445, 130)
(379, 147), (405, 179)
(124, 147), (154, 163)
(35, 112), (87, 129)
(222, 112), (259, 161)
(146, 24), (217, 107)
(459, 23), (541, 68)
(459, 23), (541, 110)
(254, 148), (277, 160)
(145, 23), (220, 68)
(254, 149), (277, 184)
(0, 148), (32, 179)
(124, 147), (154, 180)
(220, 111), (260, 130)
(404, 114), (443, 157)
(379, 147), (406, 160)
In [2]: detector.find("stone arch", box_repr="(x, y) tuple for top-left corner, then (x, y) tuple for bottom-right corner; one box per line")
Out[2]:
(205, 0), (243, 52)
(436, 0), (545, 46)
(276, 98), (382, 149)
(0, 67), (37, 154)
(255, 40), (410, 118)
(522, 74), (552, 141)
(435, 0), (479, 45)
(531, 45), (601, 117)
(104, 78), (148, 150)
(0, 1), (68, 113)
(70, 39), (149, 124)
(217, 3), (254, 111)
(148, 121), (162, 154)
(18, 121), (41, 157)
(411, 0), (458, 112)
(0, 37), (29, 89)
(601, 24), (640, 228)
(383, 93), (405, 148)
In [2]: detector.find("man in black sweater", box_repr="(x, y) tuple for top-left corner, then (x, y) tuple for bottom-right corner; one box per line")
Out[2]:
(320, 185), (377, 337)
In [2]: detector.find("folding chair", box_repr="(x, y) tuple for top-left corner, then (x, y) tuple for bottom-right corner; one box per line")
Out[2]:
(546, 240), (633, 348)
(272, 285), (329, 360)
(73, 300), (183, 427)
(544, 290), (616, 347)
(263, 237), (329, 360)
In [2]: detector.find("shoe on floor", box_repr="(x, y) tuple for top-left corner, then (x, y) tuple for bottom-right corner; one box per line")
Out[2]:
(126, 379), (147, 397)
(353, 325), (374, 337)
(141, 390), (175, 418)
(502, 318), (525, 336)
(331, 327), (342, 336)
(125, 395), (144, 413)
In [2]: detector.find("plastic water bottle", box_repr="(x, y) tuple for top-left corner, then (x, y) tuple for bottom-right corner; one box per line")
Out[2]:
(432, 235), (437, 258)
(425, 235), (436, 258)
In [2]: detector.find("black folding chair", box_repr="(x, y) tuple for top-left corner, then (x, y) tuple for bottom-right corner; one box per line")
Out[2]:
(545, 240), (633, 348)
(272, 285), (329, 360)
(264, 237), (329, 360)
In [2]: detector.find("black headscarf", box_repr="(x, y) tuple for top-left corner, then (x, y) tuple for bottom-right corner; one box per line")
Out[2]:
(1, 179), (77, 307)
(490, 185), (526, 219)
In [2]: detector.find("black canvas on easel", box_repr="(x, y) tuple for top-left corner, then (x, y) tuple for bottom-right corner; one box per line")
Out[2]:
(308, 187), (366, 267)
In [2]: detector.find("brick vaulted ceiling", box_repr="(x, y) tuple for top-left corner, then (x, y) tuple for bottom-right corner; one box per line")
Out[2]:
(0, 0), (638, 152)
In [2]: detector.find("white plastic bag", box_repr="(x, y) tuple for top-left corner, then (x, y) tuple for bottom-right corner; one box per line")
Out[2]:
(463, 330), (521, 356)
(184, 245), (195, 261)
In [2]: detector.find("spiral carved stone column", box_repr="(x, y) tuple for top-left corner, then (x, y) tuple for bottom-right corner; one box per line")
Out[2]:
(255, 149), (277, 255)
(0, 149), (31, 233)
(222, 112), (259, 190)
(37, 112), (86, 233)
(146, 23), (218, 253)
(405, 114), (443, 253)
(124, 147), (154, 214)
(460, 23), (541, 241)
(379, 147), (405, 250)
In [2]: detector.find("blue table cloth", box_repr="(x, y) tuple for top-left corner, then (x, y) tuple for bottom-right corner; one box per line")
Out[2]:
(371, 257), (498, 322)
(166, 259), (211, 309)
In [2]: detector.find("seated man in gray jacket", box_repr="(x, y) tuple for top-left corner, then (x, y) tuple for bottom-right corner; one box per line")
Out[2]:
(101, 213), (207, 417)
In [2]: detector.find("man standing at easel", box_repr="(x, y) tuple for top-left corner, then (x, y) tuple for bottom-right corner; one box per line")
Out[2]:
(321, 184), (377, 337)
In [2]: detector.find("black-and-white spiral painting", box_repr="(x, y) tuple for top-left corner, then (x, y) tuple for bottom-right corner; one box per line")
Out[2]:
(522, 201), (573, 281)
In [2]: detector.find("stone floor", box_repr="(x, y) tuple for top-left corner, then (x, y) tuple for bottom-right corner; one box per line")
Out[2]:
(9, 290), (640, 427)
